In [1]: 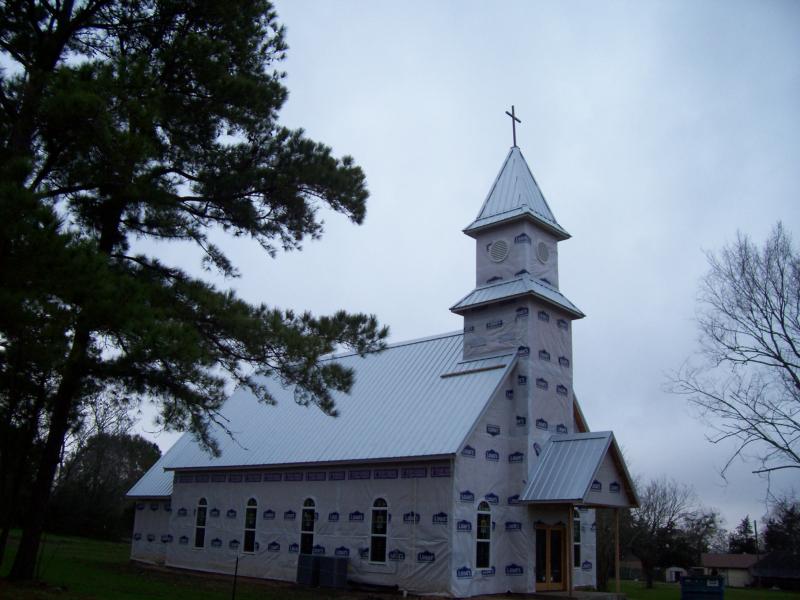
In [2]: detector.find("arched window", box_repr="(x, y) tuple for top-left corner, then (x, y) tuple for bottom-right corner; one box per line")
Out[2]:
(243, 498), (257, 553)
(476, 501), (491, 569)
(370, 498), (388, 563)
(573, 508), (581, 567)
(194, 498), (207, 548)
(300, 498), (315, 555)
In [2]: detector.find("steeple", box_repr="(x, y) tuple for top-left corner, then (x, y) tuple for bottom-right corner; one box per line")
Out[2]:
(453, 137), (583, 484)
(451, 142), (583, 363)
(464, 147), (570, 241)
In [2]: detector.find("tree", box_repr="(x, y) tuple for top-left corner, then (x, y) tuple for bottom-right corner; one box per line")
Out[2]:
(763, 496), (800, 555)
(0, 0), (388, 580)
(671, 223), (799, 476)
(628, 478), (695, 588)
(729, 516), (757, 554)
(680, 508), (723, 564)
(48, 433), (160, 539)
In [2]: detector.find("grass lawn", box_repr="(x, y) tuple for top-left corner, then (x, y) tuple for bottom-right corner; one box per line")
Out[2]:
(0, 532), (378, 600)
(621, 580), (800, 600)
(3, 532), (800, 600)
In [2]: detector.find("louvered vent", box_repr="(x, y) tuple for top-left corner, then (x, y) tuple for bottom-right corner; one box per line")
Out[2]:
(537, 241), (550, 263)
(488, 240), (509, 262)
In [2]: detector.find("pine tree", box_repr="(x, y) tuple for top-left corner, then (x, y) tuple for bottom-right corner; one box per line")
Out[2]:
(764, 498), (800, 555)
(728, 516), (757, 554)
(0, 1), (387, 579)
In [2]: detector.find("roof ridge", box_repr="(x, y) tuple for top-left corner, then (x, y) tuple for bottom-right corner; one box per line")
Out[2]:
(456, 352), (515, 365)
(320, 330), (463, 362)
(472, 147), (515, 222)
(514, 147), (560, 227)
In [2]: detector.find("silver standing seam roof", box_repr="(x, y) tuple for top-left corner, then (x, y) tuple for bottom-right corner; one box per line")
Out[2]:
(520, 431), (638, 507)
(128, 332), (516, 498)
(450, 275), (585, 319)
(464, 147), (570, 240)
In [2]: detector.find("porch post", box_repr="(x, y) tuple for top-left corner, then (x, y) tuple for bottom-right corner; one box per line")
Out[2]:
(567, 503), (573, 594)
(615, 507), (621, 593)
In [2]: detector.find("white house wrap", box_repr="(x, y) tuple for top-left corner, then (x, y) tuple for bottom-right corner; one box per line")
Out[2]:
(128, 145), (637, 596)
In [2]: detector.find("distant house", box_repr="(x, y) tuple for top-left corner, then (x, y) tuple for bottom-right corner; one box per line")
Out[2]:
(752, 551), (800, 591)
(701, 553), (758, 587)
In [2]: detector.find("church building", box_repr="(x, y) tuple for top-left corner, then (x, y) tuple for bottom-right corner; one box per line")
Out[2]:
(127, 132), (637, 596)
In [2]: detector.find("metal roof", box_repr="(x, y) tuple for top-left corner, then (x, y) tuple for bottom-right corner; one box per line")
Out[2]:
(464, 147), (570, 240)
(450, 275), (585, 318)
(128, 332), (516, 497)
(701, 554), (759, 570)
(520, 431), (637, 506)
(127, 452), (174, 498)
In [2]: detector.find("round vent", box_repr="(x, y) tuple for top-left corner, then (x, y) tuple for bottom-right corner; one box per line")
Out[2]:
(536, 241), (550, 264)
(488, 240), (509, 263)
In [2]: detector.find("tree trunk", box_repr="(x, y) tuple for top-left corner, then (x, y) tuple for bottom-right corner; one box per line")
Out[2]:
(645, 569), (655, 589)
(7, 327), (90, 580)
(0, 524), (9, 569)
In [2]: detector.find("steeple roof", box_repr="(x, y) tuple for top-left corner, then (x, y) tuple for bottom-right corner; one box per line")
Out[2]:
(464, 147), (570, 240)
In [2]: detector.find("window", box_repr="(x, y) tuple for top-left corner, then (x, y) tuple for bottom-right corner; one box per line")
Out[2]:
(194, 498), (207, 548)
(573, 508), (581, 567)
(243, 498), (257, 553)
(476, 501), (491, 569)
(370, 498), (388, 562)
(300, 498), (315, 554)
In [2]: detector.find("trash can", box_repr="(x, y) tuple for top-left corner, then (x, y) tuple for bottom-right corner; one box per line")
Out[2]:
(680, 575), (724, 600)
(296, 554), (320, 586)
(318, 556), (348, 589)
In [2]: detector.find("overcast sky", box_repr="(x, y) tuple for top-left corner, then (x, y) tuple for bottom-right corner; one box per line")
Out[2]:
(141, 0), (799, 530)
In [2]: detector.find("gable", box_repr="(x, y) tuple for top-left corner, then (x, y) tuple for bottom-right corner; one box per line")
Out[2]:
(520, 431), (638, 508)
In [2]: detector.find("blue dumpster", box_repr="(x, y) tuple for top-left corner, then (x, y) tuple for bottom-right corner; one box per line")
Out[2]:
(680, 575), (724, 600)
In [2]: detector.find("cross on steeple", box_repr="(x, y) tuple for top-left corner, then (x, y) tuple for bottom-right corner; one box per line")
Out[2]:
(505, 105), (521, 147)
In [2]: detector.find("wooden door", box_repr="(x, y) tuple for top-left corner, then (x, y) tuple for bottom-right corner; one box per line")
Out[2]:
(535, 524), (566, 591)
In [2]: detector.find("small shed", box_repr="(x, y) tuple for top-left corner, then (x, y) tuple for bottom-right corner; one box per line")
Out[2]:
(665, 566), (687, 582)
(701, 553), (758, 587)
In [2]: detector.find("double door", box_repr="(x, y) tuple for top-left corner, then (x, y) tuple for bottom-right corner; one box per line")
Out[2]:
(535, 524), (565, 591)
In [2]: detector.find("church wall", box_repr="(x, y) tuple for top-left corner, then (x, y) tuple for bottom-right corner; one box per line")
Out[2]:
(585, 454), (633, 507)
(462, 298), (575, 460)
(573, 507), (597, 589)
(130, 498), (172, 564)
(163, 461), (453, 595)
(474, 221), (559, 288)
(462, 301), (524, 361)
(524, 300), (575, 480)
(451, 372), (534, 597)
(457, 296), (590, 595)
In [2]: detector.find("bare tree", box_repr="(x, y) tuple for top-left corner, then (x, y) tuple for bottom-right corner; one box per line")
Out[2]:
(671, 223), (799, 475)
(628, 477), (696, 588)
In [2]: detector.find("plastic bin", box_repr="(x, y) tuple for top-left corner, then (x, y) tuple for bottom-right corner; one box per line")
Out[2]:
(296, 554), (319, 586)
(318, 556), (348, 589)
